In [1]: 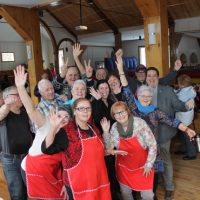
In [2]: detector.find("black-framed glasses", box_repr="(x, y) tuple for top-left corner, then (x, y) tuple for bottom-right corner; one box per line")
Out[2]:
(114, 110), (127, 117)
(75, 107), (92, 112)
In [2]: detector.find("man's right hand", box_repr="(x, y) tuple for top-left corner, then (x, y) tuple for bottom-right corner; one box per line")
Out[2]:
(14, 65), (27, 88)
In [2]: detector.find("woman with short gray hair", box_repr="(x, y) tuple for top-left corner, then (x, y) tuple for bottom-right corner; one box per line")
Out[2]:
(115, 53), (196, 199)
(64, 79), (87, 105)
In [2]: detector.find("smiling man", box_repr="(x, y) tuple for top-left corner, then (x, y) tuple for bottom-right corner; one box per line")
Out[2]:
(146, 67), (194, 200)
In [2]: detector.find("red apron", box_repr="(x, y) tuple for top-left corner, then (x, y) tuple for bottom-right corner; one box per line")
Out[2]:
(26, 153), (65, 199)
(66, 126), (111, 200)
(116, 136), (154, 191)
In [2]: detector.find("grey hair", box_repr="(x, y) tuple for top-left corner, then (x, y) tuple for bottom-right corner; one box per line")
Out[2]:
(3, 86), (17, 99)
(38, 79), (52, 92)
(137, 85), (153, 97)
(71, 79), (86, 91)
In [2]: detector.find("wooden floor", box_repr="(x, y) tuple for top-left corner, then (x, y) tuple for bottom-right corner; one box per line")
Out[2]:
(0, 153), (200, 200)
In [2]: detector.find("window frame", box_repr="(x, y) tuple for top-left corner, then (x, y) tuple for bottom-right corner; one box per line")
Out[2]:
(138, 46), (146, 66)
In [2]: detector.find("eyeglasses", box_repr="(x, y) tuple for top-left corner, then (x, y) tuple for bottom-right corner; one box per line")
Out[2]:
(6, 93), (19, 97)
(114, 110), (127, 117)
(139, 95), (152, 99)
(75, 107), (92, 112)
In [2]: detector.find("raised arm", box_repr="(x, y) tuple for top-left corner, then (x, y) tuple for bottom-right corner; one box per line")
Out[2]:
(14, 65), (45, 127)
(73, 43), (85, 75)
(115, 50), (137, 113)
(159, 59), (182, 85)
(115, 50), (128, 87)
(43, 109), (67, 148)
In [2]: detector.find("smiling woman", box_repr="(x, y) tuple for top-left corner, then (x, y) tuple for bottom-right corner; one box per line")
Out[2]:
(42, 98), (112, 200)
(102, 101), (157, 200)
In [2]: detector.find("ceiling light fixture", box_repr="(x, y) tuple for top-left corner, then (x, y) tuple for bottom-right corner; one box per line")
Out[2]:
(75, 0), (88, 31)
(50, 1), (61, 7)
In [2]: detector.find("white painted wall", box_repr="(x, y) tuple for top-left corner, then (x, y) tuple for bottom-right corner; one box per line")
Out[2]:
(57, 44), (113, 68)
(122, 39), (145, 59)
(81, 46), (113, 68)
(176, 35), (200, 66)
(42, 12), (76, 44)
(122, 36), (200, 67)
(0, 41), (27, 70)
(41, 34), (54, 69)
(59, 41), (75, 66)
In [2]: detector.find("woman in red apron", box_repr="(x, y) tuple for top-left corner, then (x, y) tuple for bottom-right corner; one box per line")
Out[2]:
(14, 65), (71, 199)
(42, 98), (112, 200)
(101, 101), (157, 200)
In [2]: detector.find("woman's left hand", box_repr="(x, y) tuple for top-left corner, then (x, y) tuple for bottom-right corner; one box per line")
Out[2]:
(143, 166), (153, 177)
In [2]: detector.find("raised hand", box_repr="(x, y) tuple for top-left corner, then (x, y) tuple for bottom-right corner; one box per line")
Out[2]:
(60, 58), (68, 78)
(100, 117), (110, 133)
(73, 43), (83, 58)
(49, 108), (66, 132)
(14, 65), (28, 87)
(115, 53), (124, 74)
(84, 59), (93, 78)
(89, 87), (101, 100)
(174, 59), (182, 71)
(115, 49), (123, 58)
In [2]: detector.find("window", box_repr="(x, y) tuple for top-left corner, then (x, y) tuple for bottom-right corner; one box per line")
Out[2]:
(1, 52), (15, 62)
(138, 46), (146, 66)
(58, 49), (64, 73)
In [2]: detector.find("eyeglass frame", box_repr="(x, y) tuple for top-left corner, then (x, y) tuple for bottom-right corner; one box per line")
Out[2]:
(113, 109), (127, 117)
(75, 107), (92, 112)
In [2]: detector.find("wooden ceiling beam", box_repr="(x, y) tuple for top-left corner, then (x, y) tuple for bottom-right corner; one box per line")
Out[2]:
(134, 0), (159, 17)
(86, 0), (119, 34)
(45, 8), (78, 41)
(135, 0), (169, 76)
(0, 5), (43, 104)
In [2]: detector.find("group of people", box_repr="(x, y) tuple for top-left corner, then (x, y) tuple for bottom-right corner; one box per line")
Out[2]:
(0, 44), (197, 200)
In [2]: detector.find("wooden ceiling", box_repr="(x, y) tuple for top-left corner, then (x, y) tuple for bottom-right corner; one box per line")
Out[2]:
(39, 0), (200, 36)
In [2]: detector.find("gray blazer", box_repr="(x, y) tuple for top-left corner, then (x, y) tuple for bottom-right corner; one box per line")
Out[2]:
(156, 85), (187, 144)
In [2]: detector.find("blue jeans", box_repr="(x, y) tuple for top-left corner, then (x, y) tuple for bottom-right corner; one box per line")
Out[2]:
(1, 153), (27, 200)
